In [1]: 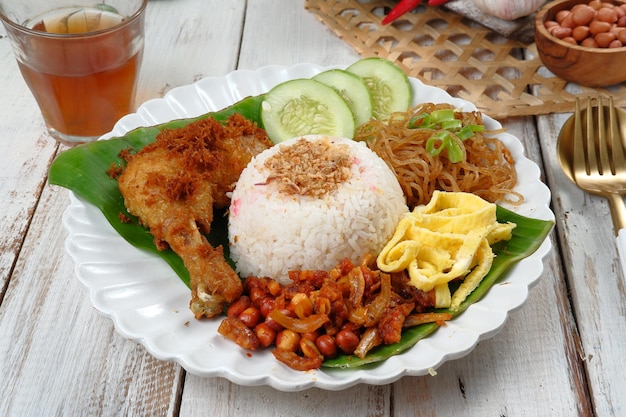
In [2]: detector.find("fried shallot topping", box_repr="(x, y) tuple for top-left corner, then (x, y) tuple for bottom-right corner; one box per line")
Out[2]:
(264, 137), (352, 197)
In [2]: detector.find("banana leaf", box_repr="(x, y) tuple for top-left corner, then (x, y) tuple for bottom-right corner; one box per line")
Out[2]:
(48, 95), (264, 287)
(49, 94), (554, 368)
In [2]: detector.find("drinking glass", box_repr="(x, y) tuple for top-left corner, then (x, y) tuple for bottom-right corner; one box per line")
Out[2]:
(0, 0), (147, 145)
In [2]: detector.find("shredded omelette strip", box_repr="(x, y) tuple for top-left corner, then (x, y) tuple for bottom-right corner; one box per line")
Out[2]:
(376, 191), (515, 311)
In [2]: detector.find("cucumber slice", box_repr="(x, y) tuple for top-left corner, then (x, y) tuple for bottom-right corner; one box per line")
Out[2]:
(261, 79), (355, 143)
(313, 69), (373, 127)
(347, 58), (412, 121)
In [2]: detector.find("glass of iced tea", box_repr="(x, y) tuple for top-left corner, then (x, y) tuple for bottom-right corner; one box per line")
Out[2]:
(0, 0), (147, 145)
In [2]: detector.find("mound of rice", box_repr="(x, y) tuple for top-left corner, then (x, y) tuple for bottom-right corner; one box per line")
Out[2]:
(228, 134), (408, 284)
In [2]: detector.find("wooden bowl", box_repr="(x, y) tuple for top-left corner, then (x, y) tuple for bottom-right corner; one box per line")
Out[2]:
(535, 0), (626, 87)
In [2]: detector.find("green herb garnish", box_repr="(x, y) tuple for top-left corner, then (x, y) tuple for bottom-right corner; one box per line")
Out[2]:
(410, 107), (485, 163)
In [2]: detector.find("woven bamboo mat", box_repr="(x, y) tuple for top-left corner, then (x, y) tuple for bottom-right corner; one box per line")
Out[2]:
(305, 0), (626, 119)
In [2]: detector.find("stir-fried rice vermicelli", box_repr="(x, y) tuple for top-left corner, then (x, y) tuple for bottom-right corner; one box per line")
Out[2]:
(355, 103), (523, 208)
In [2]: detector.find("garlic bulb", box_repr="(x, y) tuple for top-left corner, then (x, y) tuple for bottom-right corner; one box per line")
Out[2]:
(472, 0), (546, 21)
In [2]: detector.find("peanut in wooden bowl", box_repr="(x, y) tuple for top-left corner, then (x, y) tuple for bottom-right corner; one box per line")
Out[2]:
(535, 0), (626, 87)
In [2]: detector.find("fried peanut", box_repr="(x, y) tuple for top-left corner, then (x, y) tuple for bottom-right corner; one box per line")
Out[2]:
(544, 1), (626, 48)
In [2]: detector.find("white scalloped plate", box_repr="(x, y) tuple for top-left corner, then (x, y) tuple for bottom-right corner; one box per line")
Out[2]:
(62, 63), (554, 391)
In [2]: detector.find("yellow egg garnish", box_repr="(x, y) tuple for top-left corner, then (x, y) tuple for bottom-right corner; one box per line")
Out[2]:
(377, 191), (515, 311)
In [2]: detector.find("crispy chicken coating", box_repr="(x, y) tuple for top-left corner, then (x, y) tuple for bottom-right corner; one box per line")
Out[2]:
(118, 113), (272, 318)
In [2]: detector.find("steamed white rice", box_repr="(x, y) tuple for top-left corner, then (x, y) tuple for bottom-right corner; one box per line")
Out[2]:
(228, 134), (408, 284)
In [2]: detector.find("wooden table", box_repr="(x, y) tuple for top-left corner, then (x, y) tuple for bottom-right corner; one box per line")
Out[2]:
(1, 1), (624, 415)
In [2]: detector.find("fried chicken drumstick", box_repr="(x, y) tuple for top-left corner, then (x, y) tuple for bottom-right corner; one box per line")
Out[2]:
(118, 113), (273, 318)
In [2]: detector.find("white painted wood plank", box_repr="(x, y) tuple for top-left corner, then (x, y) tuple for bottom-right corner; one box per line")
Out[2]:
(0, 1), (245, 416)
(238, 0), (360, 69)
(391, 117), (589, 417)
(135, 0), (246, 103)
(177, 2), (584, 416)
(0, 183), (184, 417)
(537, 111), (626, 417)
(181, 378), (390, 417)
(178, 3), (384, 415)
(0, 25), (58, 293)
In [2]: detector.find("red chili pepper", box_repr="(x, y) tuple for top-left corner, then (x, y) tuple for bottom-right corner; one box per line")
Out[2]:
(381, 0), (451, 25)
(427, 0), (451, 6)
(381, 0), (422, 25)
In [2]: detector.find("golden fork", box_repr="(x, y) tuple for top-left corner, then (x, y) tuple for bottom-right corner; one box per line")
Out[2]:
(571, 96), (626, 275)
